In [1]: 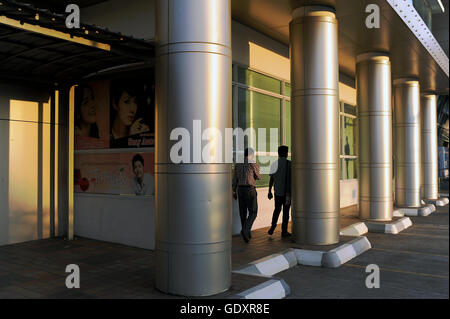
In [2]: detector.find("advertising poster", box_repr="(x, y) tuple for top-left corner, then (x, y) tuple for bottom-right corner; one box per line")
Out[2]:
(109, 78), (155, 148)
(74, 76), (155, 150)
(74, 152), (155, 196)
(74, 74), (155, 195)
(74, 81), (110, 149)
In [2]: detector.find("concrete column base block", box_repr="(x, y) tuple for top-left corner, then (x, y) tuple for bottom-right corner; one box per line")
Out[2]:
(233, 237), (372, 277)
(320, 237), (372, 268)
(395, 204), (435, 217)
(340, 222), (369, 236)
(294, 249), (324, 266)
(366, 217), (412, 234)
(294, 237), (371, 268)
(425, 198), (449, 207)
(439, 196), (449, 204)
(234, 279), (290, 299)
(233, 249), (297, 277)
(232, 251), (293, 299)
(393, 209), (405, 217)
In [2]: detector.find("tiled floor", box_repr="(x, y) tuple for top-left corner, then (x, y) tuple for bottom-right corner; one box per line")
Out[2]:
(0, 209), (447, 298)
(0, 213), (356, 299)
(0, 226), (292, 299)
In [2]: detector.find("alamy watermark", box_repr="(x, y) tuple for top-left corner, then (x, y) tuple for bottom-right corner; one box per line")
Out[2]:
(170, 120), (279, 174)
(365, 4), (380, 29)
(65, 4), (80, 29)
(63, 4), (380, 30)
(65, 264), (80, 289)
(365, 264), (380, 288)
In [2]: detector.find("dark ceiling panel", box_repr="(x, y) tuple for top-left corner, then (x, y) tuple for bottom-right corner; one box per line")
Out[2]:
(0, 1), (154, 84)
(16, 0), (108, 12)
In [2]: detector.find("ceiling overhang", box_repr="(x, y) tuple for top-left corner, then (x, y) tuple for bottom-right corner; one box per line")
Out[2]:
(231, 0), (449, 95)
(0, 0), (154, 85)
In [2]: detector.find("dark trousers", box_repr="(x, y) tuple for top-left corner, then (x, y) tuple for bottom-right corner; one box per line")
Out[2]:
(271, 195), (290, 233)
(238, 186), (258, 236)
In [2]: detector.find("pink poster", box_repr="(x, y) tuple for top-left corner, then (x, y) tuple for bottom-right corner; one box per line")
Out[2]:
(74, 152), (155, 196)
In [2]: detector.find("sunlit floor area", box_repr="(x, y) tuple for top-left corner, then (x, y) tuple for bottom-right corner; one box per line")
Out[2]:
(280, 206), (449, 299)
(0, 206), (448, 299)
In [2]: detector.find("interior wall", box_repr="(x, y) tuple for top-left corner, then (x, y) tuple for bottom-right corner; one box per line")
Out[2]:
(232, 20), (290, 80)
(74, 194), (154, 249)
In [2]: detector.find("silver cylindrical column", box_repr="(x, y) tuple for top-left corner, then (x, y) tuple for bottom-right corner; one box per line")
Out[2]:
(290, 6), (340, 245)
(420, 94), (439, 200)
(393, 78), (422, 208)
(356, 53), (393, 221)
(155, 0), (232, 296)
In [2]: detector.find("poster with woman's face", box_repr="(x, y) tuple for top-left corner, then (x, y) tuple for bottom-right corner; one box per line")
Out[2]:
(74, 81), (110, 149)
(109, 79), (154, 148)
(74, 76), (155, 150)
(73, 75), (155, 195)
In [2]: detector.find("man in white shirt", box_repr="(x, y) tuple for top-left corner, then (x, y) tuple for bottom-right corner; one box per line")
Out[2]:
(131, 154), (155, 196)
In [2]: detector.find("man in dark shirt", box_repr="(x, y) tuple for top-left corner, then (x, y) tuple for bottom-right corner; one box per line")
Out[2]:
(344, 136), (351, 179)
(232, 148), (261, 243)
(267, 145), (291, 237)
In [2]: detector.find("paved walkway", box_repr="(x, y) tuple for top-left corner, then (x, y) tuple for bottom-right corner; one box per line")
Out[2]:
(280, 205), (449, 298)
(0, 208), (447, 298)
(232, 214), (360, 269)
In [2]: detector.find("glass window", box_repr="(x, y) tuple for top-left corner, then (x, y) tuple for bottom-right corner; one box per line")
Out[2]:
(255, 155), (278, 188)
(341, 158), (358, 180)
(232, 85), (236, 127)
(340, 102), (358, 180)
(231, 155), (277, 188)
(341, 116), (357, 156)
(238, 67), (281, 94)
(233, 67), (292, 188)
(237, 88), (281, 152)
(285, 100), (291, 150)
(284, 83), (291, 97)
(344, 103), (357, 116)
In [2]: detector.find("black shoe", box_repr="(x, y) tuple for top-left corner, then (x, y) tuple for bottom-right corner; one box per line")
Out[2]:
(268, 226), (276, 235)
(281, 232), (292, 238)
(240, 230), (249, 243)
